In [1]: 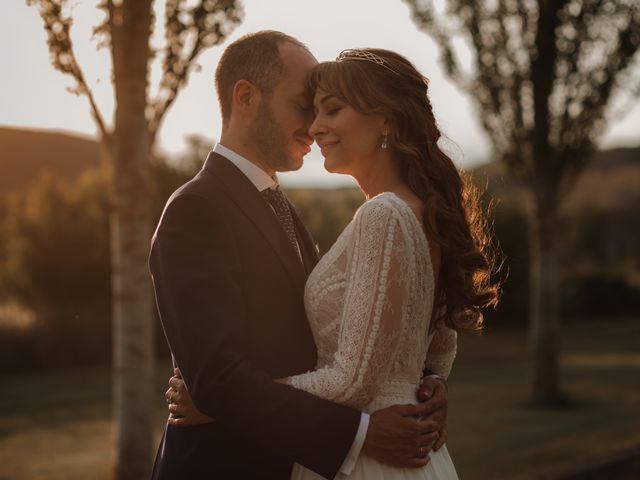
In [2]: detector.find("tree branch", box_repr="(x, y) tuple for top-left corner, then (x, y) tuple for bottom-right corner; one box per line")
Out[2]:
(404, 0), (472, 90)
(147, 0), (243, 139)
(27, 0), (111, 144)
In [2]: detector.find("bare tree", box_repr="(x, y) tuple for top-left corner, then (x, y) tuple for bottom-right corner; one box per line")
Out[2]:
(403, 0), (640, 405)
(27, 1), (243, 477)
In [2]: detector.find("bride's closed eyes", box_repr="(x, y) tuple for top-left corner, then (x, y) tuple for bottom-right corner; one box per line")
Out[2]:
(316, 100), (345, 118)
(313, 93), (346, 116)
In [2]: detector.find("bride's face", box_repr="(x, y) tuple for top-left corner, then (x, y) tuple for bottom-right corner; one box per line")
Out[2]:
(309, 89), (386, 176)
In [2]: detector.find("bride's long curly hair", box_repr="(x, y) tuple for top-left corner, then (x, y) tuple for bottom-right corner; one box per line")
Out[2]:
(306, 49), (501, 333)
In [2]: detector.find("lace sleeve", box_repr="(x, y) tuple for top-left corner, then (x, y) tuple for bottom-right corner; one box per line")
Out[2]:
(287, 200), (412, 409)
(424, 322), (457, 379)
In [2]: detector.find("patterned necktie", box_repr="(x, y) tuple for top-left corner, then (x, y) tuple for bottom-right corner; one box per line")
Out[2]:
(261, 186), (302, 261)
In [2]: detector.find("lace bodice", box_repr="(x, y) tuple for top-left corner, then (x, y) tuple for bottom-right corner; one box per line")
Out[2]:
(288, 193), (457, 411)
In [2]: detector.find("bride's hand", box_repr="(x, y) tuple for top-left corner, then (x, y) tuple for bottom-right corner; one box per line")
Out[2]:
(165, 368), (215, 427)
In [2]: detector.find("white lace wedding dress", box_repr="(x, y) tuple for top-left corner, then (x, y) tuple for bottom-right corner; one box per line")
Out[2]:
(289, 192), (459, 479)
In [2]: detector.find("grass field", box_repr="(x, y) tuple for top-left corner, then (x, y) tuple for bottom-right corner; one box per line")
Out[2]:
(1, 318), (639, 479)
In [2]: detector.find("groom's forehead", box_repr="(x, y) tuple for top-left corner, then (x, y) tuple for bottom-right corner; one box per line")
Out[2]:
(273, 68), (312, 98)
(278, 43), (317, 78)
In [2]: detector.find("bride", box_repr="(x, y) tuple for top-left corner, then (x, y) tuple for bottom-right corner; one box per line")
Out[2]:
(166, 48), (500, 479)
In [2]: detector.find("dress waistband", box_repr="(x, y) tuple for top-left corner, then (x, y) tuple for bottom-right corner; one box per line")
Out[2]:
(377, 380), (419, 400)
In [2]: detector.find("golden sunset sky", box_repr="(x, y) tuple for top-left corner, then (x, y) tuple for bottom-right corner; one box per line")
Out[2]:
(2, 0), (638, 186)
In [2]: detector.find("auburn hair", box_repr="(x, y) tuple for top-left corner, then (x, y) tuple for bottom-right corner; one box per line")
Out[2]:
(306, 49), (501, 333)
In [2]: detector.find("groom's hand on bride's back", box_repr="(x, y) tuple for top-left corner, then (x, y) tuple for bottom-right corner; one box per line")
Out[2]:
(362, 376), (448, 468)
(362, 402), (440, 468)
(165, 368), (215, 427)
(417, 375), (448, 451)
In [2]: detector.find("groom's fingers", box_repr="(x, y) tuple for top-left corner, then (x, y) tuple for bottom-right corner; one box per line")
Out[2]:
(426, 406), (446, 423)
(417, 376), (446, 401)
(420, 399), (446, 435)
(389, 404), (440, 434)
(408, 400), (439, 418)
(418, 431), (439, 451)
(421, 396), (446, 418)
(168, 402), (187, 417)
(434, 428), (447, 451)
(165, 386), (182, 404)
(364, 406), (441, 468)
(407, 456), (431, 468)
(168, 375), (187, 394)
(419, 388), (446, 415)
(167, 414), (213, 427)
(395, 403), (427, 417)
(167, 416), (190, 427)
(416, 418), (440, 435)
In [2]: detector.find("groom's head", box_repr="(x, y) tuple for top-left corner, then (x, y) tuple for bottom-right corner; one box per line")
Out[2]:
(215, 31), (317, 172)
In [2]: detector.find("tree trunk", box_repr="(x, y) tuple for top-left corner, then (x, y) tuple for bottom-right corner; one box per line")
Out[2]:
(528, 187), (564, 406)
(110, 1), (155, 479)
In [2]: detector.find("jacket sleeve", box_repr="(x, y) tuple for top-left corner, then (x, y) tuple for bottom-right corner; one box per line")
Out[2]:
(149, 193), (360, 479)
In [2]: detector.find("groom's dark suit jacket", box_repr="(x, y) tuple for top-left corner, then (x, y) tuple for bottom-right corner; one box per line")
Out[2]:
(149, 152), (361, 480)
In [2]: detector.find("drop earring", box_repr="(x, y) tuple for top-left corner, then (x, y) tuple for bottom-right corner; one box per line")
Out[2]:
(381, 129), (388, 149)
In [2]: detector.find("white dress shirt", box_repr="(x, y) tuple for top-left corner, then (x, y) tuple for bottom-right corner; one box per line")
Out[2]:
(212, 143), (369, 476)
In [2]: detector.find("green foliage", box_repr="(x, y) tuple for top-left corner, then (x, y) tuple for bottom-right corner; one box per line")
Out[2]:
(485, 201), (530, 326)
(0, 201), (9, 298)
(0, 156), (636, 370)
(559, 200), (640, 318)
(148, 155), (199, 225)
(0, 169), (111, 369)
(406, 0), (640, 400)
(484, 195), (640, 326)
(147, 1), (245, 134)
(2, 170), (110, 308)
(404, 0), (640, 183)
(562, 271), (640, 318)
(0, 158), (197, 371)
(285, 187), (365, 255)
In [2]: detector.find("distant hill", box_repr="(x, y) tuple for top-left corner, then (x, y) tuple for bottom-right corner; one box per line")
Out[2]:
(0, 126), (100, 194)
(0, 126), (638, 211)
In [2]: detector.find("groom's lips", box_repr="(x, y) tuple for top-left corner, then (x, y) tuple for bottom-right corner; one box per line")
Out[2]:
(296, 138), (312, 154)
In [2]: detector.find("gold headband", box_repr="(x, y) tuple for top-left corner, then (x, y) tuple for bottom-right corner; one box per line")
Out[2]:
(336, 49), (399, 75)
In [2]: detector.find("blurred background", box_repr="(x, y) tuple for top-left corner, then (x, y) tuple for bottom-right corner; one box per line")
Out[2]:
(1, 1), (639, 479)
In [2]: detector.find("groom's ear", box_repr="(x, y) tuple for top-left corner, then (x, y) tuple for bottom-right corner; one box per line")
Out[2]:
(232, 79), (261, 118)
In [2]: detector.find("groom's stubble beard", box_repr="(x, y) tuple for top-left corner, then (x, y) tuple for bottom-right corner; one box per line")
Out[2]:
(249, 98), (300, 173)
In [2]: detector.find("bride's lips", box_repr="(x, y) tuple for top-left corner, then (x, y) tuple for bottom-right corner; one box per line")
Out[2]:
(318, 141), (339, 155)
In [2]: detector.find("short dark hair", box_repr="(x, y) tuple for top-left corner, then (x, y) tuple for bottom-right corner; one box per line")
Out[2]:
(215, 30), (309, 121)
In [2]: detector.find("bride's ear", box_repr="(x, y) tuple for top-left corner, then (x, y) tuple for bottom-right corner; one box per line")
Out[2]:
(381, 117), (390, 136)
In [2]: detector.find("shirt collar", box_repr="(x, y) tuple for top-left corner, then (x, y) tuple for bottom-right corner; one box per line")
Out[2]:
(212, 143), (277, 192)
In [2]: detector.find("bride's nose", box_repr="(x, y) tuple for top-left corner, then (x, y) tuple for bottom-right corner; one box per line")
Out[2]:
(308, 114), (324, 139)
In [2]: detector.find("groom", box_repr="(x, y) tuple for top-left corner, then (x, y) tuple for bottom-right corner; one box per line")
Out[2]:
(150, 30), (448, 480)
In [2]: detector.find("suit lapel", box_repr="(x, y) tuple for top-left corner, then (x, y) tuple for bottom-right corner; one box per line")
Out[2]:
(202, 152), (307, 293)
